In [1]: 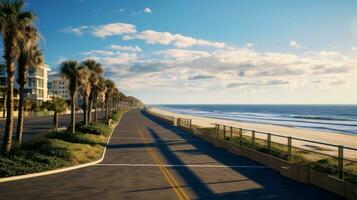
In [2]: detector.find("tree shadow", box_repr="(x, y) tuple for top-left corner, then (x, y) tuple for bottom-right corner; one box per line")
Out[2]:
(140, 110), (343, 200)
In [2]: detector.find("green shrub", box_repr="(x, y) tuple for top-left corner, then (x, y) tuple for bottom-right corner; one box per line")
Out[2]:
(111, 111), (122, 122)
(77, 122), (111, 136)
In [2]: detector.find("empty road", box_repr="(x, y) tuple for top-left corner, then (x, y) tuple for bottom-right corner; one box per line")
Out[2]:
(0, 110), (342, 199)
(0, 111), (105, 142)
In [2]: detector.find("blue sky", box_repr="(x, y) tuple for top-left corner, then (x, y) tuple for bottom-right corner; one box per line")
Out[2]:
(16, 0), (357, 104)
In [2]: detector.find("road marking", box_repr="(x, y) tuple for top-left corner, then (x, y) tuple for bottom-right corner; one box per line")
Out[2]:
(96, 163), (268, 169)
(135, 118), (190, 200)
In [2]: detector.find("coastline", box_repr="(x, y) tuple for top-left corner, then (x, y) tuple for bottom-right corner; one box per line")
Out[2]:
(150, 107), (357, 160)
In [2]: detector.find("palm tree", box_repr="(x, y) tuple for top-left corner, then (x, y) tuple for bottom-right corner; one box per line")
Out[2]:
(46, 97), (66, 131)
(81, 59), (103, 123)
(16, 43), (43, 146)
(94, 76), (106, 122)
(60, 60), (79, 133)
(0, 0), (35, 154)
(77, 66), (91, 125)
(104, 79), (115, 119)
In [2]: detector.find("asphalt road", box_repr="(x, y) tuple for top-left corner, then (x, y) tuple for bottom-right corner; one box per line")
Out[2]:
(0, 110), (343, 199)
(0, 111), (106, 142)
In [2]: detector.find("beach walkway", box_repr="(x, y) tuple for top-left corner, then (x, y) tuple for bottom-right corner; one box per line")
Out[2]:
(0, 110), (343, 199)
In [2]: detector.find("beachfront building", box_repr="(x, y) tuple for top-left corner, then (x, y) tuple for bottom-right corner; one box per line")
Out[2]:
(0, 63), (51, 105)
(48, 74), (70, 101)
(25, 64), (51, 104)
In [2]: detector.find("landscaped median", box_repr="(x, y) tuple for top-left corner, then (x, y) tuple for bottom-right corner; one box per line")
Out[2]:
(0, 110), (127, 180)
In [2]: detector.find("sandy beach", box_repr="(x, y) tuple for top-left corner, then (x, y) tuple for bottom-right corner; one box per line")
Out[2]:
(149, 107), (357, 160)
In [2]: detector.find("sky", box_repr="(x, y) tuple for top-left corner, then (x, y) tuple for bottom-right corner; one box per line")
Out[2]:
(13, 0), (357, 104)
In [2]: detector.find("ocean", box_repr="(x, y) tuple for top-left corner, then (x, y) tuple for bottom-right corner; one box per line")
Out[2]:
(155, 104), (357, 135)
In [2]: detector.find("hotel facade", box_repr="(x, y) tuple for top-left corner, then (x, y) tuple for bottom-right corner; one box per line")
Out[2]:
(0, 63), (51, 104)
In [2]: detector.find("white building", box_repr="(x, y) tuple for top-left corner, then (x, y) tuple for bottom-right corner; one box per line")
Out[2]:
(0, 63), (51, 104)
(25, 64), (51, 103)
(47, 74), (70, 101)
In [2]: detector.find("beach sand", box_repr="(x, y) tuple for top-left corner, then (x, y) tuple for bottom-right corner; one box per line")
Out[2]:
(149, 107), (357, 160)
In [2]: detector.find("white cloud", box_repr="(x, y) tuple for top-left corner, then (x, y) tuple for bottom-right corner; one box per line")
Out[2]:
(109, 45), (142, 52)
(289, 40), (301, 49)
(245, 43), (254, 48)
(155, 49), (210, 62)
(88, 52), (138, 65)
(93, 23), (137, 38)
(60, 22), (225, 48)
(144, 8), (152, 14)
(123, 30), (226, 48)
(60, 26), (89, 35)
(82, 50), (115, 56)
(81, 44), (357, 92)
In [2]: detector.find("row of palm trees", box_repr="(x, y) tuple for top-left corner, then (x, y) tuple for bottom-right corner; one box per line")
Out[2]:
(60, 59), (127, 134)
(0, 0), (142, 154)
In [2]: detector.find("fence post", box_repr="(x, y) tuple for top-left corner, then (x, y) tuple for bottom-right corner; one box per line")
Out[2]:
(267, 133), (271, 155)
(338, 146), (344, 179)
(222, 125), (225, 140)
(288, 137), (292, 162)
(239, 128), (243, 146)
(216, 124), (220, 138)
(189, 119), (192, 129)
(252, 131), (255, 149)
(230, 126), (233, 140)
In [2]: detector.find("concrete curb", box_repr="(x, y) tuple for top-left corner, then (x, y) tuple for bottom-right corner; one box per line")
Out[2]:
(0, 116), (122, 183)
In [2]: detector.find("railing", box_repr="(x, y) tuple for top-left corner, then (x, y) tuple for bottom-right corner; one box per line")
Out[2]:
(211, 123), (357, 183)
(177, 118), (192, 129)
(162, 113), (357, 184)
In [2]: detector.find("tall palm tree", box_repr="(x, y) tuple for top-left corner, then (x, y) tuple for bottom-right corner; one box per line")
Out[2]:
(104, 79), (115, 119)
(60, 60), (79, 133)
(77, 66), (91, 125)
(94, 76), (106, 122)
(81, 59), (103, 123)
(0, 0), (35, 153)
(16, 40), (43, 146)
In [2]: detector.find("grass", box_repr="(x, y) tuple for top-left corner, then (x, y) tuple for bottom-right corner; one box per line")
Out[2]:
(194, 126), (357, 184)
(0, 110), (126, 178)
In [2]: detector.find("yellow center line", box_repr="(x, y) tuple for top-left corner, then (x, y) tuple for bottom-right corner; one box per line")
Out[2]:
(134, 117), (190, 200)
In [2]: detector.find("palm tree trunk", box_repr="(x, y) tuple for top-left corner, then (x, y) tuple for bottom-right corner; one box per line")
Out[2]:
(94, 102), (98, 122)
(2, 62), (15, 154)
(54, 111), (58, 131)
(2, 89), (6, 118)
(71, 94), (75, 133)
(16, 84), (25, 146)
(87, 91), (94, 124)
(83, 96), (88, 125)
(105, 99), (109, 119)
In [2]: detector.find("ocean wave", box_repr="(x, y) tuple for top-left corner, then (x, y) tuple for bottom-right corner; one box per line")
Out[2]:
(290, 115), (353, 121)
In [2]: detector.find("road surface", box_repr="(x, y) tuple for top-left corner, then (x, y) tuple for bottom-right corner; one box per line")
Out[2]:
(0, 110), (342, 199)
(0, 111), (105, 142)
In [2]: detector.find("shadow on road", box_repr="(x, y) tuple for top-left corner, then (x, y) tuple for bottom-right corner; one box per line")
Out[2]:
(139, 110), (343, 200)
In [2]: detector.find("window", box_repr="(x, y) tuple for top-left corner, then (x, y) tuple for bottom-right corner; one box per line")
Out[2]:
(38, 79), (44, 88)
(37, 89), (44, 98)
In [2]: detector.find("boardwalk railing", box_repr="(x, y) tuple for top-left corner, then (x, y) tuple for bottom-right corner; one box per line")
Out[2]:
(212, 124), (357, 183)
